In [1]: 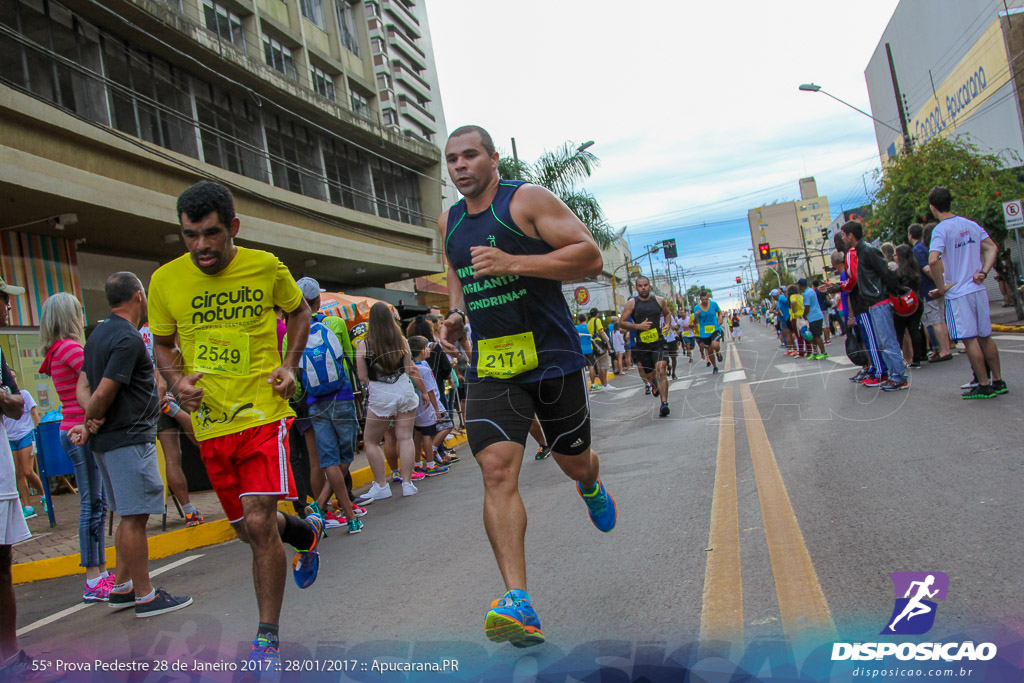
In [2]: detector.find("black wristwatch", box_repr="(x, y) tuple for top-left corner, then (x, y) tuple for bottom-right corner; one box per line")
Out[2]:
(448, 308), (467, 324)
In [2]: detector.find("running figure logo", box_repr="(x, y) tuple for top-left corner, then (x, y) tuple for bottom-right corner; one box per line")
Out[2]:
(487, 234), (497, 247)
(881, 571), (949, 635)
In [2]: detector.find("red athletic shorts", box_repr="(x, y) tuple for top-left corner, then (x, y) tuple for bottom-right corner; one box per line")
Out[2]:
(199, 418), (297, 523)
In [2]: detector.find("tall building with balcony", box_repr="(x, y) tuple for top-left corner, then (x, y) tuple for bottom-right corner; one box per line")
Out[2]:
(748, 177), (831, 281)
(364, 0), (453, 207)
(0, 0), (445, 405)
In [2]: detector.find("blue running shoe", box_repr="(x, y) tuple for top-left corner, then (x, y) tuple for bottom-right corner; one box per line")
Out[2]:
(485, 589), (545, 647)
(291, 513), (324, 589)
(577, 478), (617, 532)
(242, 637), (281, 681)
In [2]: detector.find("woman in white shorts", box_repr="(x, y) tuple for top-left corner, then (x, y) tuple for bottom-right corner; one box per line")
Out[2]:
(611, 322), (626, 374)
(357, 303), (426, 500)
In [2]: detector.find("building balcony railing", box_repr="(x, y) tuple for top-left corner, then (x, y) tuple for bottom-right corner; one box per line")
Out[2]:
(386, 28), (426, 69)
(393, 60), (430, 101)
(383, 0), (420, 38)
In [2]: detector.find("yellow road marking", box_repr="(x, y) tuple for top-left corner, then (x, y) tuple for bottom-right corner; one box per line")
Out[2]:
(699, 386), (743, 653)
(739, 383), (836, 644)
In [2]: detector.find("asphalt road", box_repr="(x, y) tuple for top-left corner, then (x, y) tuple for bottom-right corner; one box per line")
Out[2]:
(14, 321), (1024, 681)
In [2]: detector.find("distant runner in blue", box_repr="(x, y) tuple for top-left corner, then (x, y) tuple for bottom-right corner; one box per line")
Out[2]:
(437, 125), (618, 648)
(694, 290), (724, 374)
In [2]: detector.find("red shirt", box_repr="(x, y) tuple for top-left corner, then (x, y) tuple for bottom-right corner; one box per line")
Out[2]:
(40, 338), (85, 430)
(841, 249), (858, 293)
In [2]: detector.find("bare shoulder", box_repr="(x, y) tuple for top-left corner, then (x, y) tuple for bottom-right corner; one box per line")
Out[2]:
(437, 209), (450, 233)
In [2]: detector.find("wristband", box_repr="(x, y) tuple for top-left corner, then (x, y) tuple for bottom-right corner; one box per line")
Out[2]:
(448, 308), (467, 324)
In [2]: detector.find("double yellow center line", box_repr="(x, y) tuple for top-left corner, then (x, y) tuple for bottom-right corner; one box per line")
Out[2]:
(700, 344), (836, 656)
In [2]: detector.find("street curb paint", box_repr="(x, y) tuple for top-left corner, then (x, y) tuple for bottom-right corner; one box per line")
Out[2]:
(992, 324), (1023, 333)
(13, 432), (468, 584)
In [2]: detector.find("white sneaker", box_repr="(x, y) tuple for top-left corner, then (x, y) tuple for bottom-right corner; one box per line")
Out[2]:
(366, 481), (392, 500)
(402, 482), (418, 497)
(960, 380), (979, 390)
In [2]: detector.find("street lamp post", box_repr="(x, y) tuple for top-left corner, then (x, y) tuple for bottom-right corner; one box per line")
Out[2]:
(798, 83), (911, 151)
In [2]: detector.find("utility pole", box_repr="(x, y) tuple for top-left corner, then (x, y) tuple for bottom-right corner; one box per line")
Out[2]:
(511, 137), (519, 167)
(885, 43), (913, 153)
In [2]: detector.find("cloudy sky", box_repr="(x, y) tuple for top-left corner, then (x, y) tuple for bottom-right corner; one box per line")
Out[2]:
(427, 0), (901, 305)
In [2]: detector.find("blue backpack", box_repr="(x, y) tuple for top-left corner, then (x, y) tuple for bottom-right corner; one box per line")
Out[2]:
(300, 322), (351, 398)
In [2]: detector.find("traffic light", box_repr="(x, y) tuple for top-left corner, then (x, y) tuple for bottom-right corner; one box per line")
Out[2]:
(758, 243), (771, 260)
(663, 238), (678, 260)
(735, 276), (741, 283)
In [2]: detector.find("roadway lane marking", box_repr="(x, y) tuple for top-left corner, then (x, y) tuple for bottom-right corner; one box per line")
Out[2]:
(672, 379), (693, 390)
(827, 355), (853, 365)
(739, 383), (836, 645)
(731, 344), (743, 370)
(774, 363), (802, 374)
(15, 554), (203, 637)
(722, 371), (746, 383)
(700, 386), (742, 654)
(999, 348), (1024, 353)
(749, 366), (851, 386)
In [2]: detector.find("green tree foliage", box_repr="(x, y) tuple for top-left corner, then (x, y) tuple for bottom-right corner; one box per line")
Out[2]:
(497, 142), (614, 248)
(872, 136), (1024, 318)
(872, 136), (1024, 247)
(683, 285), (713, 307)
(756, 267), (794, 301)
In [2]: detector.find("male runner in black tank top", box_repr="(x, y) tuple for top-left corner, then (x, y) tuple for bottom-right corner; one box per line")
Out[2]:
(436, 125), (618, 649)
(619, 276), (671, 417)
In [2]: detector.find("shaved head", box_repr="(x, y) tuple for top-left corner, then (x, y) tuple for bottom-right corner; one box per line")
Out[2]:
(448, 125), (495, 156)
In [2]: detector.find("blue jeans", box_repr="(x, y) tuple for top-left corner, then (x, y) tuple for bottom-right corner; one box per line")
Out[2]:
(61, 430), (107, 569)
(867, 303), (907, 383)
(308, 400), (358, 468)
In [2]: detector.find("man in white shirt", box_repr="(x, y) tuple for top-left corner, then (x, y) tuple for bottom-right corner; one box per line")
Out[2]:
(927, 186), (1006, 399)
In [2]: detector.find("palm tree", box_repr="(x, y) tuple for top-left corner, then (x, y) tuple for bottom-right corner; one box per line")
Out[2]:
(497, 141), (615, 248)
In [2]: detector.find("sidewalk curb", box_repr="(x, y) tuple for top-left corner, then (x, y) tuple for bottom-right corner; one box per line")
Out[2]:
(13, 432), (469, 584)
(992, 324), (1023, 333)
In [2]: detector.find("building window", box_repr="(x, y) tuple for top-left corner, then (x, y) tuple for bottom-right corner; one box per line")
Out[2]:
(365, 0), (379, 18)
(376, 72), (392, 91)
(262, 34), (297, 79)
(202, 0), (245, 49)
(310, 64), (336, 100)
(382, 108), (398, 126)
(264, 113), (326, 199)
(371, 36), (385, 53)
(350, 89), (371, 120)
(299, 0), (325, 29)
(338, 1), (360, 55)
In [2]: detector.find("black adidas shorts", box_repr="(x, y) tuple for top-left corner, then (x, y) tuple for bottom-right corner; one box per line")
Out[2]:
(465, 370), (591, 457)
(633, 342), (667, 374)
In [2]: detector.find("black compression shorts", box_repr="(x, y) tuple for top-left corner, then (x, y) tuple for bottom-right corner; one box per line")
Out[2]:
(699, 330), (724, 345)
(633, 343), (667, 374)
(465, 370), (591, 457)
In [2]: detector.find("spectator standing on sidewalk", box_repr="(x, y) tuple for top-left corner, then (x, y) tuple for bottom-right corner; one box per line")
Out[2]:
(843, 221), (908, 391)
(893, 244), (927, 368)
(357, 302), (426, 499)
(71, 272), (193, 617)
(912, 223), (953, 362)
(3, 380), (41, 520)
(927, 186), (1006, 399)
(39, 292), (113, 603)
(138, 323), (203, 527)
(295, 278), (364, 534)
(0, 277), (49, 681)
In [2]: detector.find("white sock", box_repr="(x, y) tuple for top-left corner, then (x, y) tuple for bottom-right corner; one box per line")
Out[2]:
(99, 570), (109, 580)
(135, 588), (156, 603)
(86, 576), (102, 589)
(112, 579), (133, 593)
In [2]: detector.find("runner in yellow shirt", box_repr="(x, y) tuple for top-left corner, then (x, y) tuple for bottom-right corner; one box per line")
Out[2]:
(148, 181), (323, 667)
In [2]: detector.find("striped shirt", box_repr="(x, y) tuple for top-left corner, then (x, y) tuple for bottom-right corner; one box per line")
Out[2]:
(42, 338), (85, 430)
